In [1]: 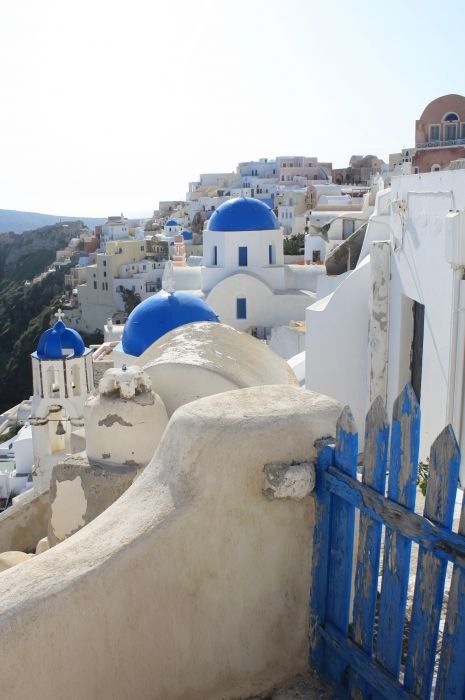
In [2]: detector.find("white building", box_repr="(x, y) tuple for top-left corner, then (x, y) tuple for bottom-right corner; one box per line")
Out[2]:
(100, 214), (131, 246)
(304, 169), (465, 478)
(200, 197), (323, 342)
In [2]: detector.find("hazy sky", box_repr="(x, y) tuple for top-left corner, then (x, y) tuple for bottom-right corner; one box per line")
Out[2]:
(1, 0), (464, 217)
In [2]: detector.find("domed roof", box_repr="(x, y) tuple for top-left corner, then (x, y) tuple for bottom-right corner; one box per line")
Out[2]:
(122, 292), (219, 357)
(182, 230), (193, 240)
(419, 94), (465, 122)
(36, 320), (86, 360)
(207, 197), (280, 232)
(165, 219), (178, 227)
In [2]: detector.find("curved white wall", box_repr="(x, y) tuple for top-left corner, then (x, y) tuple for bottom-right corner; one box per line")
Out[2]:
(0, 385), (341, 700)
(206, 274), (312, 331)
(306, 257), (370, 435)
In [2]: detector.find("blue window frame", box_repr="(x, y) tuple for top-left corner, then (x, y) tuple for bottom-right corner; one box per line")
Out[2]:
(236, 298), (247, 319)
(238, 246), (248, 266)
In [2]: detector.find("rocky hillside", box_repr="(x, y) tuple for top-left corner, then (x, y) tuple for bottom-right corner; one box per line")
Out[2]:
(0, 222), (79, 283)
(0, 221), (99, 413)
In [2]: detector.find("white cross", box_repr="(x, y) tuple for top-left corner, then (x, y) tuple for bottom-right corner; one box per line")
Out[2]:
(54, 308), (65, 322)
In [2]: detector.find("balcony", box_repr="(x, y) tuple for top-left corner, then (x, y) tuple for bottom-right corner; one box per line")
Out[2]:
(416, 138), (465, 149)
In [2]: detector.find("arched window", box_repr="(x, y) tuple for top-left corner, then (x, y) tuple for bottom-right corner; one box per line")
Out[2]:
(47, 366), (58, 397)
(71, 365), (81, 396)
(442, 113), (459, 140)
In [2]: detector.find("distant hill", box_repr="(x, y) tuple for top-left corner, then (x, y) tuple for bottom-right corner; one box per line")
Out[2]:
(0, 209), (105, 234)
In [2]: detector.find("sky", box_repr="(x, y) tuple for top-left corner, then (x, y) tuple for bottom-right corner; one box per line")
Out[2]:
(1, 0), (464, 218)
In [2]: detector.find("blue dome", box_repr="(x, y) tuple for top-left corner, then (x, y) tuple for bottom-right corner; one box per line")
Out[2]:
(182, 230), (193, 240)
(36, 320), (86, 360)
(165, 219), (178, 227)
(207, 197), (280, 232)
(122, 292), (219, 357)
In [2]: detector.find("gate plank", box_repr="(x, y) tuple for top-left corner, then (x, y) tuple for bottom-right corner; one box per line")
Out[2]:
(320, 622), (418, 700)
(404, 426), (460, 698)
(376, 384), (420, 678)
(351, 397), (389, 698)
(309, 444), (334, 671)
(435, 478), (465, 699)
(324, 406), (358, 686)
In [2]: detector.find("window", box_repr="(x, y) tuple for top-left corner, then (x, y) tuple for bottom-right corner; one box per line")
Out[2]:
(236, 298), (247, 319)
(238, 246), (248, 266)
(313, 250), (321, 263)
(268, 244), (274, 265)
(103, 260), (106, 266)
(430, 125), (440, 140)
(103, 271), (106, 277)
(141, 245), (144, 251)
(445, 124), (457, 140)
(93, 281), (97, 289)
(213, 245), (218, 266)
(461, 123), (465, 139)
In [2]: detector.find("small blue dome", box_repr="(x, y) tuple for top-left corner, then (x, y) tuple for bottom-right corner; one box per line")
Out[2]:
(36, 320), (86, 360)
(165, 219), (178, 227)
(122, 292), (219, 357)
(207, 197), (280, 232)
(182, 230), (193, 240)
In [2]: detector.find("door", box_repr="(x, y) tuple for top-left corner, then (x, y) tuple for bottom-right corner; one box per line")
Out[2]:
(410, 301), (425, 401)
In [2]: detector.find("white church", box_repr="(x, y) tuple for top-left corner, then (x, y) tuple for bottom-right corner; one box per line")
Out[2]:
(172, 197), (325, 342)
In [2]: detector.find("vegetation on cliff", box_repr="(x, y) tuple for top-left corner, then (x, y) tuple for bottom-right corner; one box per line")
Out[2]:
(0, 222), (95, 413)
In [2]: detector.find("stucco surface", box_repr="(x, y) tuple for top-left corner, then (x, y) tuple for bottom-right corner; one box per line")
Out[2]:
(137, 322), (298, 416)
(0, 385), (340, 700)
(0, 488), (49, 554)
(48, 454), (142, 545)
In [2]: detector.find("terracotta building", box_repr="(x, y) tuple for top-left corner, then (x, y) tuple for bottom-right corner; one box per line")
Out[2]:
(412, 94), (465, 173)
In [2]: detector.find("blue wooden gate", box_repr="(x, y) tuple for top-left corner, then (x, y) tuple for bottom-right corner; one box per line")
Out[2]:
(309, 384), (465, 699)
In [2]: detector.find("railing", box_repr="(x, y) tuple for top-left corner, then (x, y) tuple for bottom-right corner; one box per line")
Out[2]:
(309, 384), (465, 699)
(416, 138), (465, 149)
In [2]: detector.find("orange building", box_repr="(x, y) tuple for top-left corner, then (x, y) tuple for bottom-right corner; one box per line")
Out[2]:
(412, 94), (465, 173)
